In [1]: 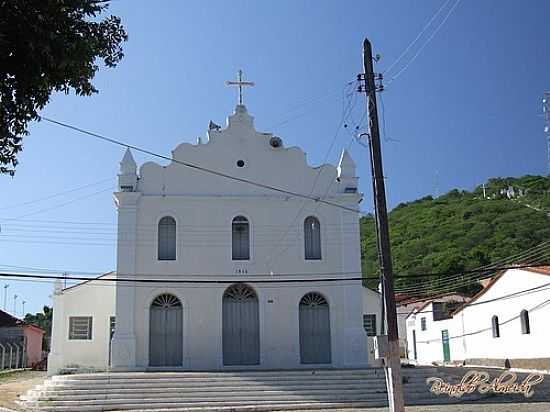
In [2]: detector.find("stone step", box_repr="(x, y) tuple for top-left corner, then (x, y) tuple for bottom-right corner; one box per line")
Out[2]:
(33, 382), (433, 398)
(24, 400), (394, 412)
(49, 368), (437, 381)
(41, 376), (432, 390)
(24, 387), (408, 402)
(45, 373), (437, 387)
(26, 395), (395, 411)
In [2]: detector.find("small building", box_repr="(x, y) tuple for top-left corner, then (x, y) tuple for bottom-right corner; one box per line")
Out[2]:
(0, 309), (45, 367)
(397, 292), (468, 359)
(406, 267), (550, 368)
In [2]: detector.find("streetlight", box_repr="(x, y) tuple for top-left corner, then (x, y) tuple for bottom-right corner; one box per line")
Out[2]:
(22, 300), (26, 317)
(13, 294), (17, 315)
(3, 284), (8, 311)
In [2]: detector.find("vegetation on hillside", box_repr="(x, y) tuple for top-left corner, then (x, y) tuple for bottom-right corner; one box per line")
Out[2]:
(360, 175), (550, 294)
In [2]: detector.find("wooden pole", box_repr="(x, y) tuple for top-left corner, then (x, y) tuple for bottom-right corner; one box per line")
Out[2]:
(362, 37), (405, 412)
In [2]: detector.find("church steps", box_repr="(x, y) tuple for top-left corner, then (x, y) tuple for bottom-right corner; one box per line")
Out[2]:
(20, 368), (451, 411)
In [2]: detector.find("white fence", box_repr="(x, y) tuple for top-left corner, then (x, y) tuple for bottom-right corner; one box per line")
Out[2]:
(0, 340), (26, 370)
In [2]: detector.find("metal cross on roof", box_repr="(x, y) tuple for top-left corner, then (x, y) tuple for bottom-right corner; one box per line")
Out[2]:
(225, 69), (255, 105)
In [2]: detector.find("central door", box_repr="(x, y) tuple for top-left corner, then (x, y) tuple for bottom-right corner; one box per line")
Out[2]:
(299, 292), (331, 364)
(223, 284), (260, 365)
(149, 294), (183, 367)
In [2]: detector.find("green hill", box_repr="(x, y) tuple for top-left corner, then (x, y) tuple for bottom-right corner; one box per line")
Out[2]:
(360, 175), (550, 293)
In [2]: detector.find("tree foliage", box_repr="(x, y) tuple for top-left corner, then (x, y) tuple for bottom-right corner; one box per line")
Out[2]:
(0, 0), (127, 175)
(361, 175), (550, 294)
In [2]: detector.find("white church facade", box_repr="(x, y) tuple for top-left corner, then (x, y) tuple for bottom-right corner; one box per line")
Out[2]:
(48, 102), (376, 375)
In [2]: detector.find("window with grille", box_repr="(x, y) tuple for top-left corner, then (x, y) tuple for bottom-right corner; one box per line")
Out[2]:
(304, 216), (321, 260)
(158, 216), (176, 260)
(68, 317), (93, 340)
(363, 314), (377, 336)
(232, 216), (250, 260)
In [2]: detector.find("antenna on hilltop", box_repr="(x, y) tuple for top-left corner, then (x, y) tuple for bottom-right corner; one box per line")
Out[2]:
(543, 91), (550, 176)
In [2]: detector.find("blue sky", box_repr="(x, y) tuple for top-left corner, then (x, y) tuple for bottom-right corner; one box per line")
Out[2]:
(1, 0), (549, 315)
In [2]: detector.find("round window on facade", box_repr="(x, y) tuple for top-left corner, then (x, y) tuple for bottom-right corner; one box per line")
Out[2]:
(236, 160), (245, 168)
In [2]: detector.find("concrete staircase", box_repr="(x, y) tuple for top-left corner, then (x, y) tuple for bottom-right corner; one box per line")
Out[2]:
(16, 367), (491, 411)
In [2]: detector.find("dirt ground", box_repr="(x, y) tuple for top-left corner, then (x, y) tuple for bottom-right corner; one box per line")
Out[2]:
(0, 370), (46, 411)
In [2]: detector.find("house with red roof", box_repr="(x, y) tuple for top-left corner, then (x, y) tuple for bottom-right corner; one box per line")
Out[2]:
(0, 309), (45, 368)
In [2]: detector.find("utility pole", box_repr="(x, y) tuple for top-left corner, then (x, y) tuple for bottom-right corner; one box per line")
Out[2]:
(359, 37), (405, 412)
(3, 284), (8, 311)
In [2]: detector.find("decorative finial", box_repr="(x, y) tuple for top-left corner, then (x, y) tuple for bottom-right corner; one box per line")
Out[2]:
(225, 69), (255, 105)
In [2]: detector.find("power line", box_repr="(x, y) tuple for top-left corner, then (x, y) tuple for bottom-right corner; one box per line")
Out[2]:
(0, 177), (113, 211)
(39, 116), (360, 214)
(0, 262), (547, 285)
(383, 0), (454, 76)
(399, 281), (550, 315)
(1, 187), (115, 222)
(394, 243), (550, 294)
(386, 0), (462, 86)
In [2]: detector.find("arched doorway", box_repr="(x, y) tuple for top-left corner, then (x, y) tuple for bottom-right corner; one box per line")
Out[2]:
(299, 292), (331, 364)
(222, 284), (259, 365)
(149, 294), (183, 367)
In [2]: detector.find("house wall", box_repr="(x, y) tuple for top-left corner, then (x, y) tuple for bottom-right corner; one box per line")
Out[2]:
(48, 275), (116, 375)
(461, 269), (550, 361)
(362, 288), (382, 365)
(23, 326), (44, 366)
(406, 269), (550, 365)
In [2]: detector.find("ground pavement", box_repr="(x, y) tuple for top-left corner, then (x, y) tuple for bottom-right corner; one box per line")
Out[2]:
(0, 371), (46, 411)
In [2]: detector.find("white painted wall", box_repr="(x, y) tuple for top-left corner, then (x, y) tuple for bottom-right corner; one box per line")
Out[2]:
(48, 275), (116, 375)
(362, 287), (382, 366)
(406, 268), (550, 365)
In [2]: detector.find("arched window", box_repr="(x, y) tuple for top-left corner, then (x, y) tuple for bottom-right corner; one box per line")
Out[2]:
(520, 309), (530, 335)
(232, 216), (250, 260)
(492, 315), (500, 338)
(304, 216), (321, 260)
(158, 216), (176, 260)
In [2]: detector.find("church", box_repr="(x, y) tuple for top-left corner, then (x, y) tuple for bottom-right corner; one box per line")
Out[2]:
(47, 81), (378, 375)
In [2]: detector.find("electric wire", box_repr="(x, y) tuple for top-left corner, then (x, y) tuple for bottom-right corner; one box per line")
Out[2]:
(394, 243), (550, 294)
(0, 177), (113, 211)
(387, 0), (462, 86)
(383, 0), (454, 76)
